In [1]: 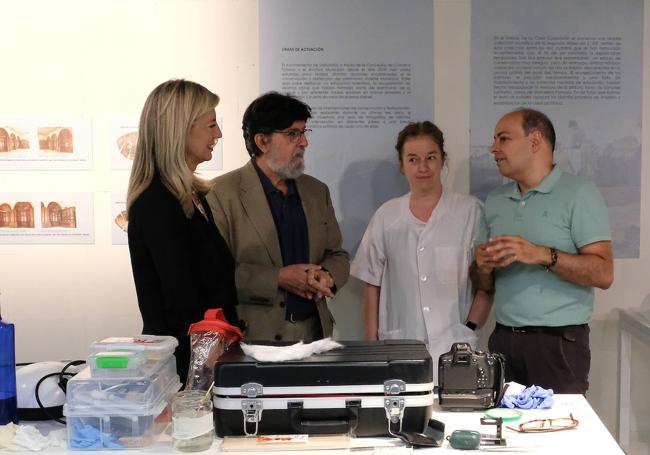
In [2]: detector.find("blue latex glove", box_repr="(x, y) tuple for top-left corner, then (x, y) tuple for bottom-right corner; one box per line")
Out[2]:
(69, 423), (123, 449)
(501, 385), (554, 409)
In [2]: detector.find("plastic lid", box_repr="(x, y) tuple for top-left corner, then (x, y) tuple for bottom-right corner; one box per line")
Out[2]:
(188, 309), (243, 342)
(90, 351), (146, 369)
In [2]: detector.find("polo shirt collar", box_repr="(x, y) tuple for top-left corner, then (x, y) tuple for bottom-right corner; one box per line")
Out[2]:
(505, 165), (562, 200)
(534, 164), (562, 194)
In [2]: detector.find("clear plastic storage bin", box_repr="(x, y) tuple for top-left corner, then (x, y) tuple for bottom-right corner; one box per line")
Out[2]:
(64, 358), (181, 450)
(64, 380), (179, 450)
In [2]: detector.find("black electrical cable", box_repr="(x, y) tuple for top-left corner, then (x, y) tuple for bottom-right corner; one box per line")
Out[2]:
(34, 372), (72, 424)
(58, 360), (86, 393)
(33, 360), (85, 424)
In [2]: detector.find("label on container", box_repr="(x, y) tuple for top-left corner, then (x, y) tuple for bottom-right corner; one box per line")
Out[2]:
(172, 413), (214, 440)
(100, 337), (135, 343)
(257, 435), (309, 444)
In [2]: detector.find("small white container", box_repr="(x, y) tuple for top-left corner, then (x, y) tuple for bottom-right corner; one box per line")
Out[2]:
(89, 335), (178, 361)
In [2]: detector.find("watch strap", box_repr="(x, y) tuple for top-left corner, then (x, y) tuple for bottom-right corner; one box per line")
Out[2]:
(546, 247), (558, 271)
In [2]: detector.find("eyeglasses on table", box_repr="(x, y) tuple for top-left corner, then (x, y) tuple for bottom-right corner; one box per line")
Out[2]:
(507, 413), (579, 433)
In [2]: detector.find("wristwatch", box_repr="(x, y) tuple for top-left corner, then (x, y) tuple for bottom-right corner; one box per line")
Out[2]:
(546, 247), (558, 271)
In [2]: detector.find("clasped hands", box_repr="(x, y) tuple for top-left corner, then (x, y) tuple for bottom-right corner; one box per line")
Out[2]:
(475, 235), (551, 273)
(278, 263), (335, 300)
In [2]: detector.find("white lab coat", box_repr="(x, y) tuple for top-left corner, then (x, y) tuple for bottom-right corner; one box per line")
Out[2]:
(351, 191), (483, 383)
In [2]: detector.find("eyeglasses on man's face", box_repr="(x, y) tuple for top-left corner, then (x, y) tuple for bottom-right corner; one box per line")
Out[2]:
(507, 414), (579, 433)
(273, 128), (312, 143)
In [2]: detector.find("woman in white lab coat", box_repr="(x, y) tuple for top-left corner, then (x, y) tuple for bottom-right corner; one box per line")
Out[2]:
(351, 121), (492, 382)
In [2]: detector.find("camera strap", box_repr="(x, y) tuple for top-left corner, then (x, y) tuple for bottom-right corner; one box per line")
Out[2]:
(494, 354), (507, 406)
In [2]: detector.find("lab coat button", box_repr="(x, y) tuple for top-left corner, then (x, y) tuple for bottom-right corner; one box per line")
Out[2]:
(423, 306), (430, 312)
(418, 246), (425, 252)
(420, 275), (427, 282)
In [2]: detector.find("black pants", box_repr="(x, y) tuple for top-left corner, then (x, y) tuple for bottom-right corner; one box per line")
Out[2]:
(488, 323), (591, 394)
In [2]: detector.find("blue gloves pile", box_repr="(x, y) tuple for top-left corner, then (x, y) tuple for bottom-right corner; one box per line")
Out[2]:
(69, 423), (122, 450)
(500, 384), (554, 409)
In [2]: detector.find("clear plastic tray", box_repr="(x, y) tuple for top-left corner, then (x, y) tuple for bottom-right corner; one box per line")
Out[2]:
(89, 335), (178, 361)
(66, 356), (178, 410)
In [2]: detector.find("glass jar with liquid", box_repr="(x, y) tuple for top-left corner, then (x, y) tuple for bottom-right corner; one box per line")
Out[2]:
(172, 390), (214, 452)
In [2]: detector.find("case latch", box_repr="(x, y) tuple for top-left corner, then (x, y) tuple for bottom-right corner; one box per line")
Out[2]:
(383, 379), (406, 395)
(241, 399), (263, 436)
(384, 396), (405, 436)
(241, 382), (263, 397)
(240, 382), (264, 436)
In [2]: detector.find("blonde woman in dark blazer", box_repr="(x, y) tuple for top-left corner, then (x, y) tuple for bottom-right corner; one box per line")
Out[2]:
(127, 79), (240, 383)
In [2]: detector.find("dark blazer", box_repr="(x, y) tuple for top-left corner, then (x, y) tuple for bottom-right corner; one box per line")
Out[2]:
(128, 176), (238, 382)
(207, 161), (350, 341)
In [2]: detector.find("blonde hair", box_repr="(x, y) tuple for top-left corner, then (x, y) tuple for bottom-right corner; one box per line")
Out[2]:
(127, 79), (219, 218)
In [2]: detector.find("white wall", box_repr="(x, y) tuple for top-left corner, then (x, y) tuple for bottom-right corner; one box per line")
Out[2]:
(1, 0), (648, 450)
(0, 0), (259, 360)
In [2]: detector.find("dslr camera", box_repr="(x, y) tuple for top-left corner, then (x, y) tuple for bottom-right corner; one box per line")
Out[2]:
(438, 342), (505, 411)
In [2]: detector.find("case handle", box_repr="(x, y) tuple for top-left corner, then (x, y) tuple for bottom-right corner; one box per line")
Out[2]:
(288, 400), (360, 434)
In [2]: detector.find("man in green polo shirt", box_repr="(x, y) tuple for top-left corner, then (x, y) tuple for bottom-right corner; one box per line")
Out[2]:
(474, 108), (613, 394)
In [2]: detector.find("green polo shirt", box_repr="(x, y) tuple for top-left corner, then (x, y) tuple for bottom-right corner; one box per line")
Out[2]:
(477, 166), (611, 326)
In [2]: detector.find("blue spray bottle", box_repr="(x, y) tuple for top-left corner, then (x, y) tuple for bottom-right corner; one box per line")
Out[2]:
(0, 292), (18, 425)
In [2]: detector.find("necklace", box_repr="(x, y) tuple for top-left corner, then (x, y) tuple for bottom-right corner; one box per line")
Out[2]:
(192, 191), (207, 219)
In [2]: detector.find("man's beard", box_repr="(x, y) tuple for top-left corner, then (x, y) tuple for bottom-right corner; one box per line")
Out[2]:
(266, 149), (305, 179)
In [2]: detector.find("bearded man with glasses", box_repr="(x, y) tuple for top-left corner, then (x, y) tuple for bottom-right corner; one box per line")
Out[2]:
(207, 92), (349, 342)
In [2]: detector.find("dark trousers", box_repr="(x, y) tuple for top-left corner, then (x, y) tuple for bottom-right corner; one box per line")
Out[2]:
(488, 323), (591, 394)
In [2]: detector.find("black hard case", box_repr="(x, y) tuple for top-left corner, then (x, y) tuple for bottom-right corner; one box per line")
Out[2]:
(212, 340), (433, 437)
